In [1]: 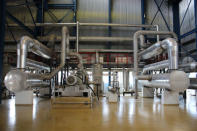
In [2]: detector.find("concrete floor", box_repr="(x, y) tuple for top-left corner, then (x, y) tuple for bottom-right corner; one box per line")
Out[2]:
(0, 94), (197, 131)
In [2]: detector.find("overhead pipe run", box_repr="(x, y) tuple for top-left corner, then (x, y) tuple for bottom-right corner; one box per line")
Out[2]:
(79, 49), (133, 53)
(7, 22), (158, 28)
(6, 22), (160, 52)
(5, 36), (134, 43)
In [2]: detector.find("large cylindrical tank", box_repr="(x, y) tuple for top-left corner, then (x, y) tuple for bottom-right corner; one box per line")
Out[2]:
(4, 70), (28, 92)
(140, 71), (189, 92)
(4, 69), (49, 92)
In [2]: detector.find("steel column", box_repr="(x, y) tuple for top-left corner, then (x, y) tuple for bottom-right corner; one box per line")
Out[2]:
(35, 0), (46, 36)
(108, 0), (112, 86)
(194, 0), (197, 48)
(108, 0), (112, 48)
(141, 0), (145, 27)
(172, 1), (181, 55)
(73, 0), (77, 22)
(0, 0), (6, 104)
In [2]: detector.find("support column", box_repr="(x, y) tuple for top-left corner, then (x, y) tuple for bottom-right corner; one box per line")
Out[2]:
(141, 0), (145, 26)
(194, 0), (197, 48)
(35, 0), (46, 36)
(15, 90), (33, 105)
(172, 1), (181, 55)
(162, 90), (179, 105)
(123, 69), (129, 91)
(0, 0), (6, 104)
(142, 87), (154, 98)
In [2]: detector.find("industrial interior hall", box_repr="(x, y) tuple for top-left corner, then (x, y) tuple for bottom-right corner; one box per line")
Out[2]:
(0, 0), (197, 130)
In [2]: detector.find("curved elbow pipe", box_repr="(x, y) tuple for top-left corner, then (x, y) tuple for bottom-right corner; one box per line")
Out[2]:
(41, 26), (69, 79)
(161, 38), (178, 70)
(19, 36), (53, 69)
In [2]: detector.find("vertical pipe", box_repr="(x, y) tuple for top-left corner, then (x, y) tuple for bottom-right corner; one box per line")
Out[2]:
(0, 0), (6, 104)
(134, 33), (138, 99)
(156, 25), (160, 42)
(96, 51), (99, 64)
(17, 43), (21, 68)
(76, 21), (79, 52)
(194, 0), (197, 48)
(135, 79), (138, 98)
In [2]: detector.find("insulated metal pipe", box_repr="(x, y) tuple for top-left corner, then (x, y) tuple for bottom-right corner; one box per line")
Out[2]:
(139, 71), (189, 92)
(19, 36), (53, 69)
(8, 22), (157, 28)
(26, 58), (50, 71)
(161, 38), (178, 70)
(142, 60), (169, 74)
(41, 26), (68, 79)
(76, 21), (79, 52)
(179, 62), (197, 72)
(34, 36), (133, 42)
(27, 79), (50, 87)
(139, 42), (163, 59)
(17, 43), (21, 68)
(137, 75), (152, 81)
(79, 49), (133, 53)
(133, 30), (177, 98)
(78, 36), (133, 42)
(140, 35), (145, 48)
(79, 23), (157, 28)
(96, 51), (99, 64)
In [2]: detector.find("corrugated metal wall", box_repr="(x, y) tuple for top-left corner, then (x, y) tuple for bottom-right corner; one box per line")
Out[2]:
(179, 0), (196, 53)
(6, 0), (175, 50)
(146, 0), (173, 31)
